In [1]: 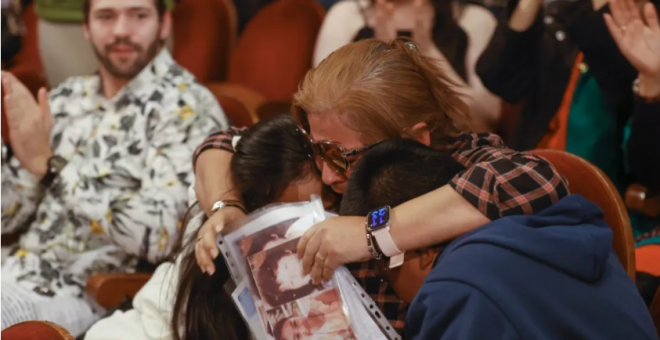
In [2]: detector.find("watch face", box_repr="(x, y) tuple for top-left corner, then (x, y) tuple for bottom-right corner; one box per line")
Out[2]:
(368, 206), (390, 231)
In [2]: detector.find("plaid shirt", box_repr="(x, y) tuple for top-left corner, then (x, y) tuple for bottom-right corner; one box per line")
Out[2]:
(193, 129), (570, 336)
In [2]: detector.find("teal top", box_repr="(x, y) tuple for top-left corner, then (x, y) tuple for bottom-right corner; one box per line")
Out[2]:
(566, 69), (659, 247)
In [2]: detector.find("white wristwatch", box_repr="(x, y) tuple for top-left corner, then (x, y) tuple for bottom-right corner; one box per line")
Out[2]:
(367, 206), (405, 268)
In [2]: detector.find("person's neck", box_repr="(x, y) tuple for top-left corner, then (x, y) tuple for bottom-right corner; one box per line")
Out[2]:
(99, 67), (132, 99)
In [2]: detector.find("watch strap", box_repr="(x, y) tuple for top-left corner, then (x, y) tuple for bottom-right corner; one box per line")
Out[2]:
(372, 227), (403, 258)
(365, 222), (382, 260)
(40, 156), (66, 188)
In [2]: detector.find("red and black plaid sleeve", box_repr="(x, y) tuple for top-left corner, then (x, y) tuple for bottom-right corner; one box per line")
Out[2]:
(192, 126), (248, 171)
(445, 133), (570, 221)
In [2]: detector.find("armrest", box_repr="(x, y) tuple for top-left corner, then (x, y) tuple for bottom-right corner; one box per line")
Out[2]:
(86, 273), (153, 309)
(651, 286), (660, 339)
(205, 82), (264, 125)
(625, 183), (660, 217)
(2, 321), (74, 340)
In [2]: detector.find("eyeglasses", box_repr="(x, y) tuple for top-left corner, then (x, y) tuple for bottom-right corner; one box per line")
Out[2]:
(296, 126), (382, 174)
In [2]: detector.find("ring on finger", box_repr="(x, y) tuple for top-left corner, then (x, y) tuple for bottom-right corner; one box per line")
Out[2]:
(316, 253), (326, 262)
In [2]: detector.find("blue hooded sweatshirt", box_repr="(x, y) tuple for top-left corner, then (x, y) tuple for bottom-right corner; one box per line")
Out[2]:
(405, 195), (657, 340)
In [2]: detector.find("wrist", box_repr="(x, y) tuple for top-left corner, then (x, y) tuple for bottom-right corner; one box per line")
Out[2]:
(33, 152), (53, 179)
(637, 73), (660, 100)
(209, 199), (247, 217)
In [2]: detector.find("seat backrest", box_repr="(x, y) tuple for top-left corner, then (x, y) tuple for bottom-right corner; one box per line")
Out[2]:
(172, 0), (237, 83)
(530, 149), (636, 280)
(228, 0), (325, 102)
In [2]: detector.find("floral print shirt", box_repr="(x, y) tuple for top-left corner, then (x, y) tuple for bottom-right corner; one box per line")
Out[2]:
(1, 49), (228, 299)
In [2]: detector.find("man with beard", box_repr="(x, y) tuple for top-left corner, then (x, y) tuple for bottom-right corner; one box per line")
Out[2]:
(0, 0), (228, 336)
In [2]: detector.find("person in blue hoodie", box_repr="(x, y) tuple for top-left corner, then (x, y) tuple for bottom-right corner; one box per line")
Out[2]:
(341, 138), (657, 340)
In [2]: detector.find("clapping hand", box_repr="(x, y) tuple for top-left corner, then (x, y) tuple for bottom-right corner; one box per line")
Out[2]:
(1, 72), (53, 177)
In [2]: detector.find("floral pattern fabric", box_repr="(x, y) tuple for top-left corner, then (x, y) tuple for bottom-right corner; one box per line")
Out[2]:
(1, 49), (228, 300)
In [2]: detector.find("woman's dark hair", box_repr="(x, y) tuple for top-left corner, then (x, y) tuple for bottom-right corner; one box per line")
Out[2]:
(254, 242), (317, 307)
(231, 115), (316, 212)
(171, 231), (248, 340)
(171, 114), (319, 340)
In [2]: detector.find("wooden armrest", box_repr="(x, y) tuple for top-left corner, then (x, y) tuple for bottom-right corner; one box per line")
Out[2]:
(625, 183), (660, 217)
(651, 286), (660, 339)
(86, 273), (153, 309)
(206, 82), (264, 125)
(2, 321), (75, 340)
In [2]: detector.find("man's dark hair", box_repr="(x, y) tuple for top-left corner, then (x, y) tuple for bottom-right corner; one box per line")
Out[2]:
(83, 0), (168, 23)
(340, 139), (466, 216)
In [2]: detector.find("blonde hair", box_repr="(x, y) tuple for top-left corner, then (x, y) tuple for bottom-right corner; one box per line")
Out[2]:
(293, 38), (471, 143)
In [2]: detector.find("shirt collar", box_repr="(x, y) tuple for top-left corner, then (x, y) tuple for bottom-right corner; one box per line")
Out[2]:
(124, 48), (175, 93)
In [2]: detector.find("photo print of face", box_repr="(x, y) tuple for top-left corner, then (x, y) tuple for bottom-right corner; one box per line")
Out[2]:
(249, 238), (320, 309)
(235, 218), (299, 300)
(270, 288), (356, 340)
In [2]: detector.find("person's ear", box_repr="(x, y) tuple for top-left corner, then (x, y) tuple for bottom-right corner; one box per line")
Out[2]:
(83, 23), (91, 41)
(410, 122), (431, 146)
(159, 11), (172, 41)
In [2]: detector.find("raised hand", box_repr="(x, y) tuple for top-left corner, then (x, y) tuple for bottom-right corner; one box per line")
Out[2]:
(2, 72), (53, 177)
(374, 0), (397, 43)
(604, 0), (660, 77)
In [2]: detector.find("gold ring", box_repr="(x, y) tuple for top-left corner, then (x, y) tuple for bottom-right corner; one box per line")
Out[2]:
(197, 236), (203, 242)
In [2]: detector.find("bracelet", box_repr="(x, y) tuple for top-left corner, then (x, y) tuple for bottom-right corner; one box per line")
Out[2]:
(365, 222), (382, 260)
(633, 77), (660, 103)
(210, 200), (247, 215)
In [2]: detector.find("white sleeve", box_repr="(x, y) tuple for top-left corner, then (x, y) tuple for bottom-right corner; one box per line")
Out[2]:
(84, 262), (178, 340)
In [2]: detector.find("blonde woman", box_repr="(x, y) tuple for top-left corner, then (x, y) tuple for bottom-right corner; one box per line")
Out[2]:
(192, 38), (569, 333)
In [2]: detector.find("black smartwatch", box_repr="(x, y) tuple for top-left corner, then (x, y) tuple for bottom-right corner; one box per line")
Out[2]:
(40, 155), (68, 188)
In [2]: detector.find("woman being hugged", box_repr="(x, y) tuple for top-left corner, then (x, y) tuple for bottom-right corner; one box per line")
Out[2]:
(193, 38), (569, 333)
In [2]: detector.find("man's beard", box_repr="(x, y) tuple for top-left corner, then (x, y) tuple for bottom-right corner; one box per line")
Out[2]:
(93, 35), (162, 80)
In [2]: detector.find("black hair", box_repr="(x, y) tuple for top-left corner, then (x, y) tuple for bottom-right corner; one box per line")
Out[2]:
(231, 115), (317, 212)
(83, 0), (168, 23)
(340, 138), (465, 216)
(171, 231), (248, 340)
